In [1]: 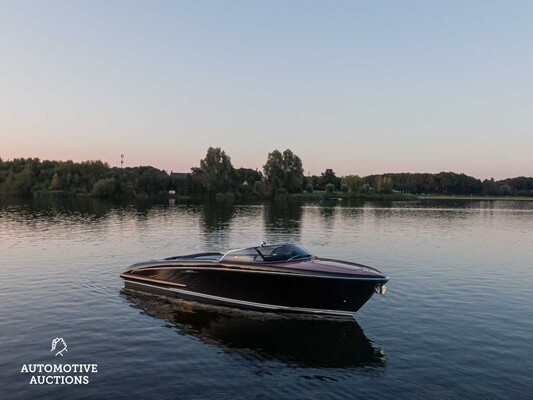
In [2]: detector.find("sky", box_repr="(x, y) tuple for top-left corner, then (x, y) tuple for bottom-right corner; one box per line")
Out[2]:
(1, 1), (532, 179)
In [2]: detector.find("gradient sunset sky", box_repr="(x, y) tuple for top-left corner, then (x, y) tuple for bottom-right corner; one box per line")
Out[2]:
(1, 1), (532, 179)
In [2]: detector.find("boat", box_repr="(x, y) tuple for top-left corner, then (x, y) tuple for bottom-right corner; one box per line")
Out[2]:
(120, 242), (389, 317)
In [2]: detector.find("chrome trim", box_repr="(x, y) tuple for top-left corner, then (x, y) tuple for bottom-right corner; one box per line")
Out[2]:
(122, 274), (187, 287)
(124, 279), (355, 316)
(219, 247), (249, 262)
(129, 266), (387, 281)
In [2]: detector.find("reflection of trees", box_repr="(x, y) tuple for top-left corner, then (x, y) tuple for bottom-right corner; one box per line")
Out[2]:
(197, 200), (236, 253)
(319, 204), (336, 232)
(0, 197), (185, 235)
(122, 290), (386, 369)
(263, 199), (303, 243)
(0, 196), (119, 223)
(200, 199), (235, 232)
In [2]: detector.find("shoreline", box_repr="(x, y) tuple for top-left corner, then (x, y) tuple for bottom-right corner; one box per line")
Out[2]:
(419, 195), (533, 201)
(2, 192), (533, 202)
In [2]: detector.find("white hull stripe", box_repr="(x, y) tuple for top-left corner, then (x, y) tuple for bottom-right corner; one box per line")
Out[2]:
(126, 266), (388, 281)
(120, 274), (187, 287)
(124, 279), (356, 317)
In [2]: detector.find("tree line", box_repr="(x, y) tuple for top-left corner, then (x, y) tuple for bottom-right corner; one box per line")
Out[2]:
(0, 150), (532, 198)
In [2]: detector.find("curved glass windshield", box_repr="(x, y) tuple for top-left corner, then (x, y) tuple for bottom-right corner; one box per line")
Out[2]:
(220, 243), (313, 263)
(257, 244), (313, 262)
(220, 247), (261, 262)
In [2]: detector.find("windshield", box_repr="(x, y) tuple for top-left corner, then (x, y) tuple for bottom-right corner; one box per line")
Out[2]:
(220, 243), (314, 263)
(220, 247), (261, 262)
(256, 244), (313, 262)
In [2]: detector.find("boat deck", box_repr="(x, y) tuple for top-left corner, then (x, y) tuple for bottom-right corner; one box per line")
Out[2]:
(164, 252), (223, 262)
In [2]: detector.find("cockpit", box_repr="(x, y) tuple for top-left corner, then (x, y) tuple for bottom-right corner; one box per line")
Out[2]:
(220, 243), (314, 263)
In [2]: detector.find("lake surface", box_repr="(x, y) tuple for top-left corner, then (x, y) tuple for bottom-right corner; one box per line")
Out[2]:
(1, 197), (532, 399)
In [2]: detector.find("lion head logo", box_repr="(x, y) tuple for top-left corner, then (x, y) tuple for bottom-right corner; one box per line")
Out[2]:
(51, 338), (68, 357)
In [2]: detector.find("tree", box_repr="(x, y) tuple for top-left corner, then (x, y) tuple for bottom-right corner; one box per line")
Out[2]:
(282, 149), (304, 193)
(90, 178), (117, 197)
(482, 178), (498, 195)
(341, 175), (364, 193)
(373, 175), (393, 194)
(49, 173), (61, 190)
(495, 176), (533, 196)
(135, 166), (169, 194)
(319, 169), (340, 190)
(263, 149), (304, 194)
(78, 160), (108, 192)
(382, 176), (393, 194)
(7, 160), (38, 195)
(200, 147), (236, 194)
(305, 175), (320, 190)
(253, 180), (268, 196)
(325, 183), (335, 193)
(12, 169), (33, 196)
(498, 184), (513, 196)
(374, 175), (383, 193)
(1, 156), (530, 199)
(236, 168), (262, 186)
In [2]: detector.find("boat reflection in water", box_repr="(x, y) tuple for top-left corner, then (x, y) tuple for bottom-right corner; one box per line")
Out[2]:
(122, 290), (386, 369)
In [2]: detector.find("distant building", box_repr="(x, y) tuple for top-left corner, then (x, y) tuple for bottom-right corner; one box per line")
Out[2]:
(170, 172), (188, 179)
(170, 170), (206, 184)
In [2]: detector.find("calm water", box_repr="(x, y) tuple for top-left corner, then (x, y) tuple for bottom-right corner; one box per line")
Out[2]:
(1, 197), (532, 399)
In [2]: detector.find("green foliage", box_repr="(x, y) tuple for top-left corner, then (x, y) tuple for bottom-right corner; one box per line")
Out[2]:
(364, 172), (484, 195)
(91, 178), (117, 198)
(341, 175), (363, 193)
(498, 184), (512, 196)
(263, 149), (304, 194)
(13, 168), (34, 195)
(495, 176), (533, 196)
(274, 187), (288, 199)
(49, 173), (61, 190)
(382, 176), (393, 194)
(236, 167), (262, 186)
(0, 158), (172, 198)
(170, 171), (204, 197)
(319, 169), (341, 190)
(263, 150), (284, 193)
(372, 176), (394, 194)
(325, 183), (335, 193)
(1, 155), (531, 199)
(373, 175), (382, 193)
(200, 147), (236, 195)
(252, 180), (267, 197)
(482, 178), (498, 195)
(305, 175), (319, 190)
